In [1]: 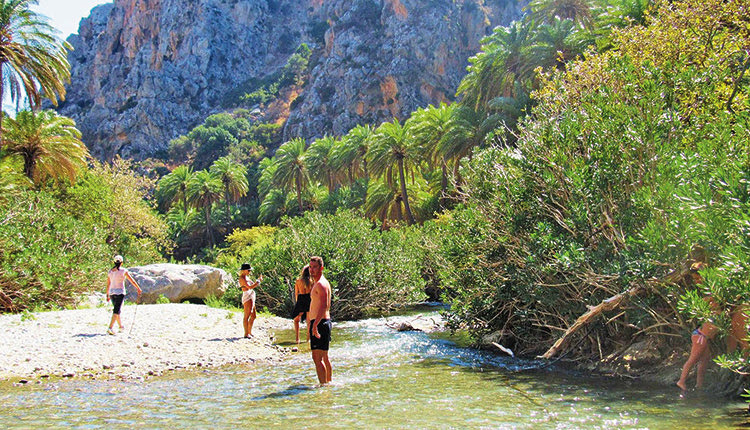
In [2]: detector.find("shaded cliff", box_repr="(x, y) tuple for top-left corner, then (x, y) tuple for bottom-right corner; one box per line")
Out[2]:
(58, 0), (524, 160)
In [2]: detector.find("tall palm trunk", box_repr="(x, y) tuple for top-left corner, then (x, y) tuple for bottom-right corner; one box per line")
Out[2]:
(398, 157), (415, 225)
(181, 188), (188, 215)
(224, 182), (231, 217)
(295, 175), (303, 211)
(204, 206), (215, 247)
(441, 159), (448, 195)
(23, 155), (35, 180)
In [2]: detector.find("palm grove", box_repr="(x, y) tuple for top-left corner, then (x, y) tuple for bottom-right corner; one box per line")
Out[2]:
(1, 0), (750, 389)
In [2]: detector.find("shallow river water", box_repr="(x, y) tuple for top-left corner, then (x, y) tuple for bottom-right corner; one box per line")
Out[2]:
(1, 311), (747, 429)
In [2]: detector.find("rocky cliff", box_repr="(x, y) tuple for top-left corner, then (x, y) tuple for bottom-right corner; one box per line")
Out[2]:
(58, 0), (524, 160)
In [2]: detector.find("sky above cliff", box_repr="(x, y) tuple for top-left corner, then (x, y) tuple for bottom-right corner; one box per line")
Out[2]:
(33, 0), (112, 38)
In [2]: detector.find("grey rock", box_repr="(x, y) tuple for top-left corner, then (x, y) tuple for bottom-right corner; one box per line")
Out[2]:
(57, 0), (524, 160)
(126, 264), (231, 303)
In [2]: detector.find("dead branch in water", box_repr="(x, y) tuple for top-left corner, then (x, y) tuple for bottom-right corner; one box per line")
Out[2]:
(540, 260), (698, 360)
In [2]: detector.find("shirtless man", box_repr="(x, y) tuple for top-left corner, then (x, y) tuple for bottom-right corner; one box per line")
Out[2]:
(308, 256), (332, 385)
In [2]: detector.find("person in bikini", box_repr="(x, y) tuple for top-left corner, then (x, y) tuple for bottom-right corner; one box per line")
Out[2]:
(677, 262), (720, 391)
(239, 263), (262, 338)
(292, 265), (312, 344)
(308, 256), (332, 385)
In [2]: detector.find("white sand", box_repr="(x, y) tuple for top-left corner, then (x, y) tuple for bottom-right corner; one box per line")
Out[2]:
(0, 303), (293, 382)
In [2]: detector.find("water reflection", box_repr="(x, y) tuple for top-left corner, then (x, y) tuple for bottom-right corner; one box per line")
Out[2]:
(1, 312), (747, 429)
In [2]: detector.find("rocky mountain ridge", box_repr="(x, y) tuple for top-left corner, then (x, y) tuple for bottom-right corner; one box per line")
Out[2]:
(58, 0), (524, 160)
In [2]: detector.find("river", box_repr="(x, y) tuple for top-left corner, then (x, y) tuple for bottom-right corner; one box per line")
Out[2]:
(0, 311), (746, 428)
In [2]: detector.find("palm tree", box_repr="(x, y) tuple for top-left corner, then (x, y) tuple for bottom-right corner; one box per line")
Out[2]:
(525, 18), (591, 74)
(1, 109), (87, 184)
(209, 156), (249, 216)
(0, 0), (71, 144)
(272, 137), (309, 211)
(364, 179), (403, 228)
(186, 169), (222, 247)
(367, 120), (420, 225)
(407, 103), (455, 199)
(305, 135), (340, 193)
(528, 0), (595, 29)
(331, 124), (372, 184)
(256, 157), (277, 198)
(440, 106), (501, 185)
(258, 188), (288, 225)
(157, 165), (193, 214)
(457, 21), (535, 111)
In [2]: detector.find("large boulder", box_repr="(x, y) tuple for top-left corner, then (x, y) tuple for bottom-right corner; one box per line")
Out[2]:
(124, 264), (232, 304)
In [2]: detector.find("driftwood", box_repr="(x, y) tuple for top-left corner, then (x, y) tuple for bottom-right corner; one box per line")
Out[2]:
(539, 259), (700, 360)
(492, 342), (515, 357)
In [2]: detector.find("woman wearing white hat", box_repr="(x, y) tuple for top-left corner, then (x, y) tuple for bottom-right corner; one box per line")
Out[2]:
(105, 255), (142, 335)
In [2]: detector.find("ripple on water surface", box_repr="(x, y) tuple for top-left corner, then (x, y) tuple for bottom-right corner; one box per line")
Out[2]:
(1, 312), (747, 429)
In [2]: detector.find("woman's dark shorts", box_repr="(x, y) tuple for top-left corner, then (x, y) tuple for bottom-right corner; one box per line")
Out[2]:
(309, 319), (332, 351)
(291, 293), (311, 318)
(110, 294), (125, 315)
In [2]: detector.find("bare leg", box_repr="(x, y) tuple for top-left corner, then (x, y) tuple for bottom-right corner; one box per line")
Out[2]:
(677, 333), (709, 390)
(243, 301), (252, 337)
(312, 350), (330, 385)
(293, 314), (301, 344)
(695, 343), (713, 389)
(247, 301), (256, 337)
(322, 351), (332, 383)
(108, 314), (117, 330)
(116, 314), (124, 329)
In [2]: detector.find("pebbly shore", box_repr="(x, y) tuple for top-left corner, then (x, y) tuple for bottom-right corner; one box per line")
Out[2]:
(0, 303), (293, 383)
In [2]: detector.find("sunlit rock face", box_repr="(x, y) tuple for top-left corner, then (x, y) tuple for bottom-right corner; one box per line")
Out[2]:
(58, 0), (523, 160)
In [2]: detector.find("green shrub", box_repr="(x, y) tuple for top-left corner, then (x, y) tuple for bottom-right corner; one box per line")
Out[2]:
(209, 210), (427, 319)
(433, 0), (750, 362)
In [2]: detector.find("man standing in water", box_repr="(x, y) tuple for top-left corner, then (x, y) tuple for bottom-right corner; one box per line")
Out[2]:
(308, 256), (332, 385)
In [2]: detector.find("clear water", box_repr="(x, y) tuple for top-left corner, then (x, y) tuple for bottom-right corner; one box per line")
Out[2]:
(1, 312), (747, 429)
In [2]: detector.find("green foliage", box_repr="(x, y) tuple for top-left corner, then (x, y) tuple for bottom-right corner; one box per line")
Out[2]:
(0, 0), (71, 110)
(237, 44), (312, 107)
(0, 192), (114, 313)
(156, 294), (170, 304)
(436, 0), (750, 364)
(204, 294), (223, 309)
(2, 110), (88, 185)
(0, 157), (169, 313)
(210, 210), (427, 319)
(223, 225), (277, 255)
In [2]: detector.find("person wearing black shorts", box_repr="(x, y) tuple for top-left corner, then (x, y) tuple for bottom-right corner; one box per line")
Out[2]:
(308, 256), (332, 385)
(309, 318), (332, 350)
(105, 255), (142, 335)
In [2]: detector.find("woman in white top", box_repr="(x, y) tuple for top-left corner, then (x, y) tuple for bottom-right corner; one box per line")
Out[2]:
(106, 255), (142, 335)
(239, 263), (262, 338)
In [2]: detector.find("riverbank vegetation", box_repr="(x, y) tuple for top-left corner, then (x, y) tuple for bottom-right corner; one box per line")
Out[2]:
(1, 0), (748, 390)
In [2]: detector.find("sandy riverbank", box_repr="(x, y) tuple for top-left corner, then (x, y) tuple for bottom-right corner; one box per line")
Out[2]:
(0, 303), (293, 383)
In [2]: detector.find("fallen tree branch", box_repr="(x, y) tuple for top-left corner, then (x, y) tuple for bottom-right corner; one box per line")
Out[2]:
(539, 284), (647, 359)
(539, 260), (698, 360)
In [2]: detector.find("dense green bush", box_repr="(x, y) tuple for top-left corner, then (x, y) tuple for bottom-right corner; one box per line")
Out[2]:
(211, 210), (428, 319)
(0, 191), (108, 312)
(0, 160), (169, 313)
(435, 0), (750, 362)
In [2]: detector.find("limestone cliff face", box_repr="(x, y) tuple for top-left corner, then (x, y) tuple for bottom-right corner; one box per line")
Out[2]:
(59, 0), (523, 160)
